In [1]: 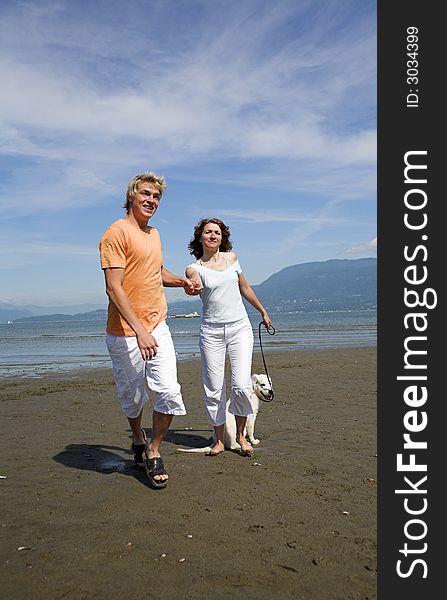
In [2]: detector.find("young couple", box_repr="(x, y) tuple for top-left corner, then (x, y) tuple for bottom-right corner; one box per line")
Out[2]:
(99, 172), (271, 489)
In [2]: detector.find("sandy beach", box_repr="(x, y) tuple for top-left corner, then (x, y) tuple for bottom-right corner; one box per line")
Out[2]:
(1, 347), (376, 600)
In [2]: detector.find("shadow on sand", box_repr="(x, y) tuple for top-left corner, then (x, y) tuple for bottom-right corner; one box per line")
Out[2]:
(52, 427), (214, 488)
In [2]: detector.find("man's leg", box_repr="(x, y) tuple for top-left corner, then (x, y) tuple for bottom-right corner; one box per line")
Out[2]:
(141, 411), (173, 484)
(149, 411), (173, 458)
(128, 411), (145, 445)
(145, 322), (186, 482)
(106, 333), (149, 447)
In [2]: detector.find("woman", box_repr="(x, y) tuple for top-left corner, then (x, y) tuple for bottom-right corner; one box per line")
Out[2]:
(186, 218), (272, 456)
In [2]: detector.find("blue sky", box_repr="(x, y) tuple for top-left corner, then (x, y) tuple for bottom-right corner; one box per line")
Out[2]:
(0, 0), (376, 308)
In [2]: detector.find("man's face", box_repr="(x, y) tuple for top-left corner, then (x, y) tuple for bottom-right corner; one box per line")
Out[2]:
(129, 182), (161, 223)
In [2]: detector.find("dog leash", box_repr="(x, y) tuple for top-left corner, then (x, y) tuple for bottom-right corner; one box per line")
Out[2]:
(258, 322), (276, 402)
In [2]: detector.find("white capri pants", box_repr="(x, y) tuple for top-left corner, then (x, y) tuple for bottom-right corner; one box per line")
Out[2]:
(106, 320), (186, 419)
(199, 317), (254, 426)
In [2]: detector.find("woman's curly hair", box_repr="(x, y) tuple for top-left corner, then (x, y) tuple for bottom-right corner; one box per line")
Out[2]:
(188, 218), (233, 259)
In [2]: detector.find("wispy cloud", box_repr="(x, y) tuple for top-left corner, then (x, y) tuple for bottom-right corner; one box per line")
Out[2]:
(275, 198), (345, 255)
(346, 237), (377, 255)
(216, 208), (345, 225)
(0, 0), (377, 304)
(0, 237), (97, 269)
(0, 0), (376, 215)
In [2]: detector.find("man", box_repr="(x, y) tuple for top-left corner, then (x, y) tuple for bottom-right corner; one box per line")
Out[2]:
(99, 172), (200, 489)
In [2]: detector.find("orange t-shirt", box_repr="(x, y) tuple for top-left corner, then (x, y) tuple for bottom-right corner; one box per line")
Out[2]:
(99, 218), (167, 336)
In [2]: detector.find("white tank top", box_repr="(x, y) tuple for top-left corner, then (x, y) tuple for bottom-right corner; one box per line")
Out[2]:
(187, 257), (248, 324)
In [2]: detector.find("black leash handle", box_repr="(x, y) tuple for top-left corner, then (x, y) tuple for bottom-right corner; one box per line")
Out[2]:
(258, 322), (275, 402)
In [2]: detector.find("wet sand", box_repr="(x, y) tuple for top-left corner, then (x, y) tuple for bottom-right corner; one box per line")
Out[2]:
(1, 347), (376, 600)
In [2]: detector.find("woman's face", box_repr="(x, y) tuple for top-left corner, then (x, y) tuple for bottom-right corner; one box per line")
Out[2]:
(200, 222), (222, 251)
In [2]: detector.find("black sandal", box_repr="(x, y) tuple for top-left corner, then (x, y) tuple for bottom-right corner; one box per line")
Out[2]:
(145, 456), (168, 489)
(131, 429), (148, 469)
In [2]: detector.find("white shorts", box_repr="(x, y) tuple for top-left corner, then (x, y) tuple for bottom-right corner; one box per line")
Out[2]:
(106, 320), (186, 419)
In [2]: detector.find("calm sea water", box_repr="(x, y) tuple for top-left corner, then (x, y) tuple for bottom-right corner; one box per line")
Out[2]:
(0, 311), (376, 379)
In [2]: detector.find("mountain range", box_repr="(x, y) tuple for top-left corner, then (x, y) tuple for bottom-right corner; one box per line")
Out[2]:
(251, 257), (376, 312)
(4, 258), (376, 323)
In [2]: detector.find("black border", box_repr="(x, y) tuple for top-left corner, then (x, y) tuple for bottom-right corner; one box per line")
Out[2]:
(378, 2), (443, 597)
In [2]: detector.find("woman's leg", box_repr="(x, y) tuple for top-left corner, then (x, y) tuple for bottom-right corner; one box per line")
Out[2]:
(199, 323), (227, 453)
(234, 415), (253, 454)
(227, 319), (255, 453)
(208, 423), (225, 455)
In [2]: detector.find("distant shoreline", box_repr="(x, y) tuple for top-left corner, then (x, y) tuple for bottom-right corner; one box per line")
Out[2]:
(0, 311), (376, 379)
(6, 307), (377, 325)
(1, 257), (377, 323)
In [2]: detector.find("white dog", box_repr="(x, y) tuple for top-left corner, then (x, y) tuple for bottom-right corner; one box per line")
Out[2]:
(177, 374), (274, 453)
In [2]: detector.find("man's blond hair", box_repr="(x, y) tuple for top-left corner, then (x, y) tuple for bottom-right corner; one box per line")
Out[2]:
(123, 171), (167, 212)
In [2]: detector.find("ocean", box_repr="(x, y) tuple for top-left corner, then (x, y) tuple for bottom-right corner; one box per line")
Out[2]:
(0, 310), (376, 379)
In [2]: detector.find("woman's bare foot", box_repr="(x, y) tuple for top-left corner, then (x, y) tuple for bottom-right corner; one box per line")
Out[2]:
(236, 434), (253, 455)
(206, 441), (225, 456)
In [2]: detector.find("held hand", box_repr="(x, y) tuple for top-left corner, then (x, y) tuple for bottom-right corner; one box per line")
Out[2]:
(136, 331), (159, 360)
(182, 277), (196, 294)
(191, 276), (203, 292)
(184, 287), (202, 296)
(183, 276), (203, 295)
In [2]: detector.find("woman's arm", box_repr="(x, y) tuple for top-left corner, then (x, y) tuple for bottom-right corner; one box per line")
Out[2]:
(238, 272), (272, 328)
(185, 266), (203, 295)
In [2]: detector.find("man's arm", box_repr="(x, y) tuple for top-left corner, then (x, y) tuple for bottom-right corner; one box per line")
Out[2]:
(103, 267), (158, 359)
(161, 266), (200, 295)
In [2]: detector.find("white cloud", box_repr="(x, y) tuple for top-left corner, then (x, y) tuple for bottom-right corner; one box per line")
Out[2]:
(346, 237), (377, 255)
(216, 209), (344, 225)
(64, 168), (113, 191)
(0, 1), (377, 303)
(0, 1), (376, 172)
